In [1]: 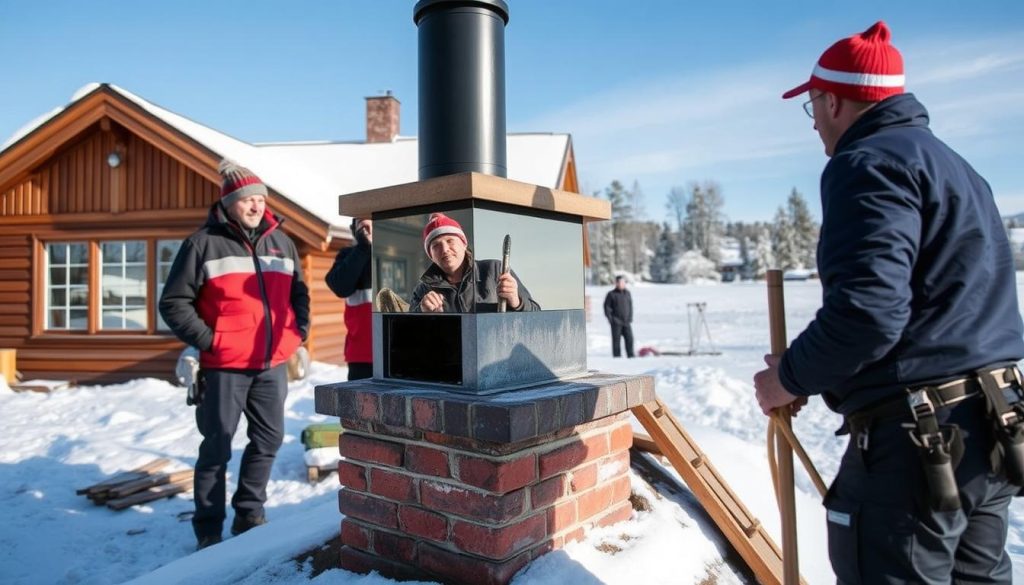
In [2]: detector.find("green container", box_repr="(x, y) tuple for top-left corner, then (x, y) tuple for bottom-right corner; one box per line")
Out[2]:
(301, 423), (343, 450)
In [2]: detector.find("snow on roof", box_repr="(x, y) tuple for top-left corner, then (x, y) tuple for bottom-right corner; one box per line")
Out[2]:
(1, 84), (571, 230)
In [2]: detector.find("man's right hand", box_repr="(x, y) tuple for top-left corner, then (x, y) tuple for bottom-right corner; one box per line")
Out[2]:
(420, 290), (446, 312)
(355, 219), (373, 245)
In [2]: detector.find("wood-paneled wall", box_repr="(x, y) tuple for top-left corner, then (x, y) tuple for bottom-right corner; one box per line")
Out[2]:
(305, 246), (347, 366)
(0, 235), (32, 345)
(1, 124), (219, 218)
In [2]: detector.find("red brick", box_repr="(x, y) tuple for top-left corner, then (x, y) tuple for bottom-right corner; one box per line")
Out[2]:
(451, 514), (546, 560)
(355, 391), (380, 421)
(419, 542), (531, 585)
(596, 451), (631, 485)
(546, 500), (576, 534)
(538, 433), (609, 479)
(569, 462), (598, 493)
(576, 483), (615, 524)
(339, 489), (399, 529)
(411, 397), (442, 431)
(372, 529), (417, 564)
(399, 505), (448, 542)
(340, 434), (404, 467)
(562, 526), (585, 545)
(455, 452), (537, 493)
(610, 473), (632, 501)
(530, 475), (565, 509)
(340, 518), (370, 551)
(337, 461), (367, 491)
(369, 467), (418, 503)
(420, 480), (526, 524)
(529, 537), (557, 561)
(609, 421), (633, 452)
(339, 545), (425, 582)
(594, 500), (633, 529)
(405, 444), (450, 478)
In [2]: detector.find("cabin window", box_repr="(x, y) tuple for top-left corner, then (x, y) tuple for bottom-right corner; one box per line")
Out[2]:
(45, 242), (89, 330)
(100, 241), (148, 330)
(40, 237), (186, 335)
(156, 240), (182, 330)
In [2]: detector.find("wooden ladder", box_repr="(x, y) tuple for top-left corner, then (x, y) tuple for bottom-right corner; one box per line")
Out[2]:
(632, 399), (807, 585)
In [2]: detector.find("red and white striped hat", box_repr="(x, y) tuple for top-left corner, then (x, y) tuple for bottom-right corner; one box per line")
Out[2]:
(422, 212), (467, 256)
(782, 21), (904, 102)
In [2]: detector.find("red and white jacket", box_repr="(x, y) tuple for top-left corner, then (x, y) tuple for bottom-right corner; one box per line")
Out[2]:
(159, 204), (310, 370)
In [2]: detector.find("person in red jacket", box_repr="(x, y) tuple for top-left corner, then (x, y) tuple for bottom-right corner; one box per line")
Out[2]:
(325, 218), (373, 380)
(159, 159), (309, 550)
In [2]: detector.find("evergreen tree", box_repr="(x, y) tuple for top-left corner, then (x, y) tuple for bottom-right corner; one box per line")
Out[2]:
(772, 205), (800, 270)
(605, 180), (630, 269)
(650, 223), (680, 283)
(592, 222), (616, 285)
(752, 224), (775, 279)
(787, 188), (819, 269)
(683, 181), (725, 263)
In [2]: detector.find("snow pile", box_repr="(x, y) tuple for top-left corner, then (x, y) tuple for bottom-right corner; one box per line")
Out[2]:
(1, 281), (1022, 584)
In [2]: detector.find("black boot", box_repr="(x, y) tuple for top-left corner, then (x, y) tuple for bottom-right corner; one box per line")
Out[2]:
(231, 512), (267, 536)
(196, 534), (222, 550)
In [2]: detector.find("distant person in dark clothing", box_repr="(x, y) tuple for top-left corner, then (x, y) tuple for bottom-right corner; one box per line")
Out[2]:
(753, 22), (1024, 584)
(325, 218), (373, 380)
(410, 213), (539, 313)
(160, 159), (309, 550)
(604, 276), (634, 358)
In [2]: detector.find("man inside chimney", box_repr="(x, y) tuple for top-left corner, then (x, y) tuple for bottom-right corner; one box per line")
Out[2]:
(410, 212), (540, 313)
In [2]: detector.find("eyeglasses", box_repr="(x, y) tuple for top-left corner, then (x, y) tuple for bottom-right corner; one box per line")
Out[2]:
(802, 94), (825, 118)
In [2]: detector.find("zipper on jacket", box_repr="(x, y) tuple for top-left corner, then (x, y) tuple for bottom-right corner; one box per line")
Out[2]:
(228, 220), (275, 370)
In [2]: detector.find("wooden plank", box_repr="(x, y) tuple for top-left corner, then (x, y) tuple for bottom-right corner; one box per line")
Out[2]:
(76, 458), (171, 495)
(339, 172), (611, 222)
(106, 478), (192, 511)
(632, 431), (662, 455)
(107, 469), (194, 499)
(632, 399), (806, 585)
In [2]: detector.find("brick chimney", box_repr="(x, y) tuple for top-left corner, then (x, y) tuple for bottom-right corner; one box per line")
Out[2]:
(366, 92), (400, 143)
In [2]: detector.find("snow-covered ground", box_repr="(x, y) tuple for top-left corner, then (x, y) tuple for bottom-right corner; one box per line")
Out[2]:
(1, 280), (1022, 584)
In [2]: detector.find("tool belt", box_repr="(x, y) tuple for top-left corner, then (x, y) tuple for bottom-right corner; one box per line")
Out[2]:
(845, 365), (1024, 511)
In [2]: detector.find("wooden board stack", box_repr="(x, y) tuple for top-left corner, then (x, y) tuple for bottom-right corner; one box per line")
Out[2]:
(75, 459), (193, 510)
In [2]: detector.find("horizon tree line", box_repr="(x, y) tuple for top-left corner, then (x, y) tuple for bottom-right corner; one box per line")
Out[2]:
(588, 181), (820, 284)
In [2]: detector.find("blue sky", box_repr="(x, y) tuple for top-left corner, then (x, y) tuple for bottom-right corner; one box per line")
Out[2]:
(1, 0), (1022, 222)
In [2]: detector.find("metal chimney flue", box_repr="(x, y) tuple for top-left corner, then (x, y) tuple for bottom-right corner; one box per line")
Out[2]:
(414, 0), (509, 180)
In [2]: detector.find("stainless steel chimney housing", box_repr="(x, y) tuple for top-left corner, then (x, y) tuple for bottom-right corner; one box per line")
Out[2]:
(414, 0), (509, 179)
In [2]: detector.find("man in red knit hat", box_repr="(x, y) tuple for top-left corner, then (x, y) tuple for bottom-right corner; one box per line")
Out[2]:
(160, 159), (309, 550)
(411, 212), (539, 313)
(754, 22), (1023, 583)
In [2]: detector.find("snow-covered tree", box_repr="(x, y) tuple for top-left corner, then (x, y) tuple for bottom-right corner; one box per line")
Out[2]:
(650, 223), (681, 283)
(590, 222), (616, 285)
(787, 188), (819, 269)
(772, 205), (800, 270)
(673, 250), (721, 284)
(751, 223), (775, 279)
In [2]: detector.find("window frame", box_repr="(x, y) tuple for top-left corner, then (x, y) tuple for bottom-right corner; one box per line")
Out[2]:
(34, 235), (184, 337)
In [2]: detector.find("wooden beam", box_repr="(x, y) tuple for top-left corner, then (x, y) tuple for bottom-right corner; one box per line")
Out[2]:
(339, 172), (611, 222)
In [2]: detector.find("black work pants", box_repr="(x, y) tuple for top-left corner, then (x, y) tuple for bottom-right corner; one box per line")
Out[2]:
(610, 322), (634, 358)
(826, 395), (1017, 584)
(192, 364), (287, 539)
(347, 362), (373, 381)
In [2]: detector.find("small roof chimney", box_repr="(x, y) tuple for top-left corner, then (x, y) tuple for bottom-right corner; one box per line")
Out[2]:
(365, 91), (400, 143)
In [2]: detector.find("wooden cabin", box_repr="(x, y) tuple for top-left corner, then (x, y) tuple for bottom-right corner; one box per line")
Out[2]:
(0, 83), (579, 384)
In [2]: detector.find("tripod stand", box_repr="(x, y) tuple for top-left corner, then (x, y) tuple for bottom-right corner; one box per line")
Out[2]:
(686, 302), (721, 356)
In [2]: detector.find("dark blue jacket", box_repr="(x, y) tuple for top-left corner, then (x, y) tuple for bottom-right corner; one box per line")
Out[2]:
(779, 93), (1024, 415)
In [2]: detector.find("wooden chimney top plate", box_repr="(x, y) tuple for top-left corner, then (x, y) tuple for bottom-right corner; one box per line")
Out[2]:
(338, 172), (611, 222)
